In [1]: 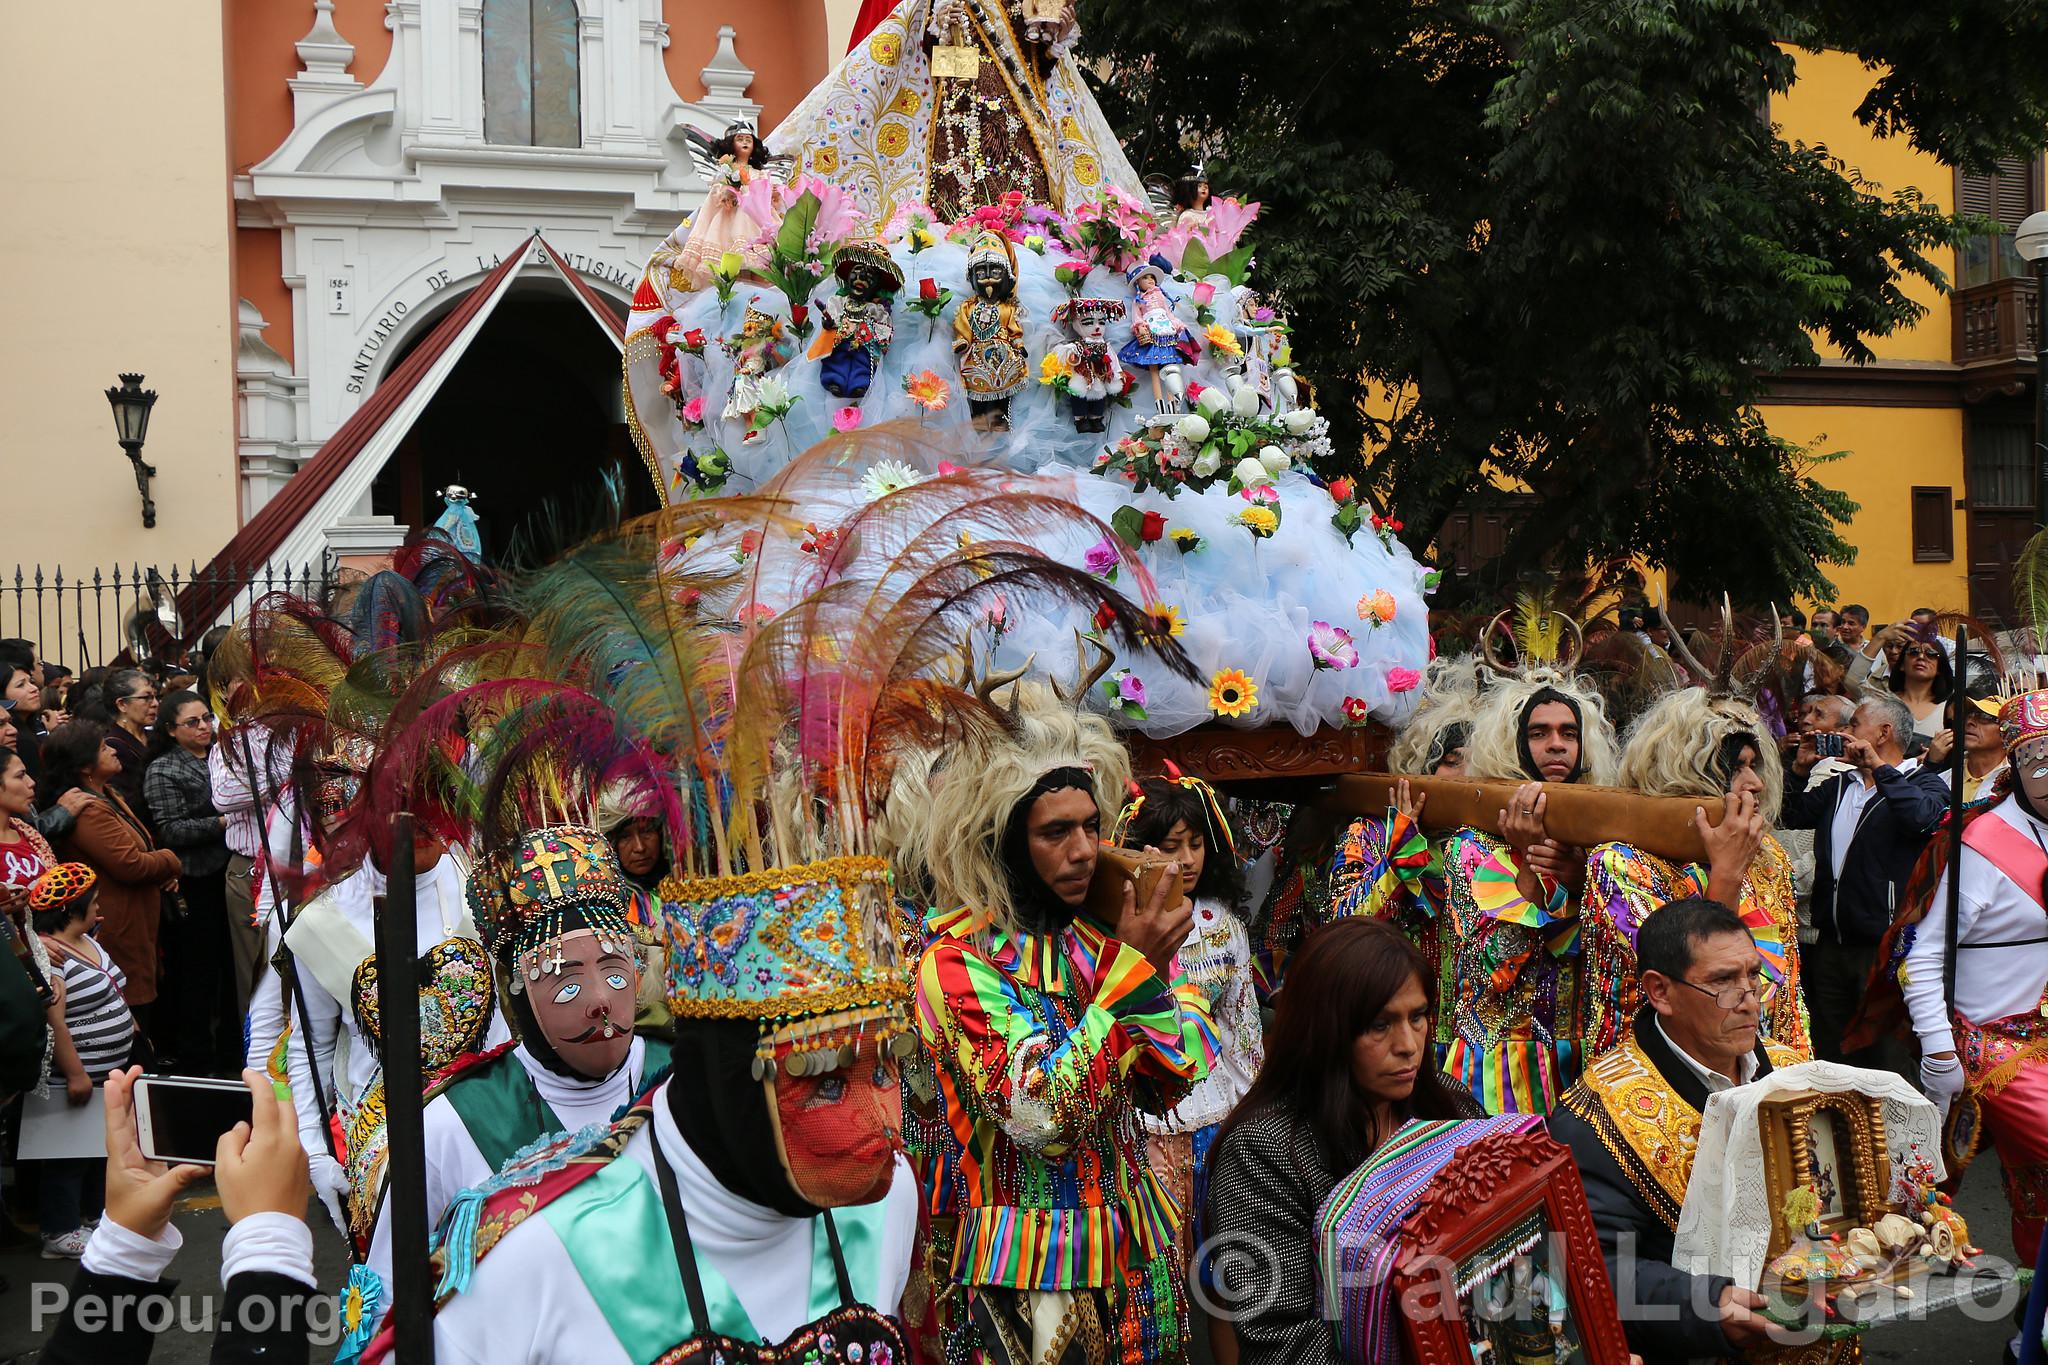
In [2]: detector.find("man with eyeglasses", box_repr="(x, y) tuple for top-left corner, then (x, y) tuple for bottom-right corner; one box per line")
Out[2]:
(1552, 898), (1803, 1362)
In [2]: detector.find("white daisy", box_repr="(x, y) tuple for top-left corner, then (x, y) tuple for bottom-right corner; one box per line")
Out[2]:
(859, 458), (926, 502)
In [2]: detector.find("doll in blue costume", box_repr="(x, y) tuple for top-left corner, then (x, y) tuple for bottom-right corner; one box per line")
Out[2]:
(1119, 260), (1200, 419)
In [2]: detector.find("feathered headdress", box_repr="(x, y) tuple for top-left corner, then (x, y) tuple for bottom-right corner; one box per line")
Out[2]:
(1479, 591), (1584, 674)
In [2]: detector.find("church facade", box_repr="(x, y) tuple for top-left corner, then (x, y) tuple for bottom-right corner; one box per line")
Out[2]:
(1, 0), (847, 612)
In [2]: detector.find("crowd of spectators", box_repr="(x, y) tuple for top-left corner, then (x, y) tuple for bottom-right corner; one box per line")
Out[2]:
(0, 635), (262, 1264)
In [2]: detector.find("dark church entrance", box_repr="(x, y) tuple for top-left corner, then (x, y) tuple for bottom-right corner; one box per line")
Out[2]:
(370, 279), (659, 563)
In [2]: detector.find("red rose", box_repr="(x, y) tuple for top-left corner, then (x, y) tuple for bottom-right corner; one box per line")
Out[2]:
(1329, 477), (1355, 503)
(1186, 381), (1207, 404)
(739, 530), (763, 556)
(790, 304), (808, 327)
(920, 277), (939, 301)
(1139, 510), (1167, 542)
(1390, 519), (1405, 532)
(683, 328), (706, 349)
(1093, 601), (1117, 631)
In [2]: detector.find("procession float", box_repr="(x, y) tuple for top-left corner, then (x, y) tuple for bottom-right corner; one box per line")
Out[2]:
(620, 0), (1432, 784)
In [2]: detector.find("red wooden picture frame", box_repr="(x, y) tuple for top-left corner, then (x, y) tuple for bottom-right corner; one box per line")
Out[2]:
(1385, 1129), (1633, 1365)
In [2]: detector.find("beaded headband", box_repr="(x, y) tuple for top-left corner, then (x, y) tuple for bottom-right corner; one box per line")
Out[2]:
(1052, 297), (1126, 325)
(2001, 690), (2048, 752)
(29, 862), (97, 912)
(466, 825), (634, 991)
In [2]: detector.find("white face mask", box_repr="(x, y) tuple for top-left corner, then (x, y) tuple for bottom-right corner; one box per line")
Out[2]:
(2016, 738), (2048, 806)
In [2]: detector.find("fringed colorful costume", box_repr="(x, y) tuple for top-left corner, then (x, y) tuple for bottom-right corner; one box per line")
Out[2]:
(1327, 809), (1445, 1013)
(915, 904), (1215, 1365)
(1437, 827), (1581, 1116)
(1582, 836), (1810, 1059)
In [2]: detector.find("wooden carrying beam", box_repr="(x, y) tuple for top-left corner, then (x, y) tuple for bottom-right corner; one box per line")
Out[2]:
(1329, 773), (1727, 865)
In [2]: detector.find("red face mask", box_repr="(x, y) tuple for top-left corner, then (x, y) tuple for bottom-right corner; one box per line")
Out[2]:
(525, 929), (637, 1079)
(765, 1034), (902, 1207)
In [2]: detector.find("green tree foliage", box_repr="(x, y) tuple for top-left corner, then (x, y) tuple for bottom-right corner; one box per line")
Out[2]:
(1080, 0), (2048, 603)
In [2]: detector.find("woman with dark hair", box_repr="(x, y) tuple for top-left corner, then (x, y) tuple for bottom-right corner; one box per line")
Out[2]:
(2, 661), (47, 787)
(1890, 631), (1955, 739)
(43, 722), (181, 1021)
(93, 668), (160, 830)
(1117, 773), (1263, 1365)
(144, 691), (236, 1073)
(1206, 919), (1481, 1365)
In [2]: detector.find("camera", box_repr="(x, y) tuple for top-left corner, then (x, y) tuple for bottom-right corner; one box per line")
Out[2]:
(1815, 733), (1845, 759)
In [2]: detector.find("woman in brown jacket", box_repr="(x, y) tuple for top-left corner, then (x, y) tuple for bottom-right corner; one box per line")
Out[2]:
(41, 723), (179, 1016)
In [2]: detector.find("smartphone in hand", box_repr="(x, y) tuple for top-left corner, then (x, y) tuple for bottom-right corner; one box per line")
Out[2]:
(132, 1075), (255, 1166)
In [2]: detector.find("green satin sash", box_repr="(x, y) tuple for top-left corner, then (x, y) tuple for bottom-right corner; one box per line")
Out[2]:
(542, 1132), (889, 1365)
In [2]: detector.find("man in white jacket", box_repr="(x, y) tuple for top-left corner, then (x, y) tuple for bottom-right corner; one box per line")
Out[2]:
(1904, 688), (2048, 1260)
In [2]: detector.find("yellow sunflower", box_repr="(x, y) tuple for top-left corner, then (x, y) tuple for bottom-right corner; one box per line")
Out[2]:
(1142, 603), (1185, 644)
(1208, 668), (1258, 718)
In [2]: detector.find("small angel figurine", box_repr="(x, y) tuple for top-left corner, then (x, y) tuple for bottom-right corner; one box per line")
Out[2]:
(954, 230), (1028, 432)
(1118, 260), (1200, 419)
(721, 302), (793, 437)
(1171, 163), (1212, 231)
(807, 239), (902, 400)
(1048, 297), (1127, 433)
(674, 118), (779, 289)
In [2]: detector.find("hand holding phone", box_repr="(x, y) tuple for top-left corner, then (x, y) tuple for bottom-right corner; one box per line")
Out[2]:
(103, 1067), (206, 1241)
(214, 1069), (311, 1224)
(1815, 732), (1845, 759)
(133, 1073), (256, 1167)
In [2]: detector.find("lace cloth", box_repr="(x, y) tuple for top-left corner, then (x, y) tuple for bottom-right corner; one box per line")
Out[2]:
(1673, 1061), (1943, 1289)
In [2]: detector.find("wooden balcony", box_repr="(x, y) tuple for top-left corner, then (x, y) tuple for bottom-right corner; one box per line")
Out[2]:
(1954, 275), (2040, 399)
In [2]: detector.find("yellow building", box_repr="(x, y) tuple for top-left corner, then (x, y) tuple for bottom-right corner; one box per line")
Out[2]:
(1763, 47), (2035, 624)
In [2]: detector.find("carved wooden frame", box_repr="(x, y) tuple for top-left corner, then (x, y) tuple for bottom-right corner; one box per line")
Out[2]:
(1385, 1130), (1632, 1365)
(1757, 1089), (1890, 1264)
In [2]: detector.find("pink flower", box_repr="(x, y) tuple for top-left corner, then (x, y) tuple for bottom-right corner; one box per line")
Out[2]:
(832, 406), (862, 432)
(1191, 281), (1216, 306)
(681, 396), (705, 424)
(740, 602), (776, 626)
(937, 461), (964, 476)
(1117, 672), (1147, 705)
(1083, 536), (1121, 577)
(1388, 667), (1422, 693)
(1308, 621), (1359, 670)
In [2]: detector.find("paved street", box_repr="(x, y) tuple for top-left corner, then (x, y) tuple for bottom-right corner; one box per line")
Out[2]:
(0, 1189), (352, 1364)
(0, 1158), (2026, 1362)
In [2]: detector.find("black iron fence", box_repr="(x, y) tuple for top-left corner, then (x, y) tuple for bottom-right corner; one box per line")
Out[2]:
(2, 560), (331, 672)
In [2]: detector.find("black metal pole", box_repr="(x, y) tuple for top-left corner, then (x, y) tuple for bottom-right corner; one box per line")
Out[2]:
(1942, 625), (1969, 1017)
(374, 815), (434, 1365)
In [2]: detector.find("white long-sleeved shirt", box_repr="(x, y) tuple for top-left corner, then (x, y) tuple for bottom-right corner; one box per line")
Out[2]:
(365, 1039), (651, 1331)
(426, 1084), (918, 1364)
(1903, 795), (2048, 1057)
(281, 855), (510, 1163)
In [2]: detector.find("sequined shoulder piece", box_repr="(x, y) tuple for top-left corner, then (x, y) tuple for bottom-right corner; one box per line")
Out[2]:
(1558, 1035), (1695, 1231)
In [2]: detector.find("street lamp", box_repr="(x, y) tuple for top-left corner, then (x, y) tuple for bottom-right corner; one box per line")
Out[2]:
(104, 373), (159, 529)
